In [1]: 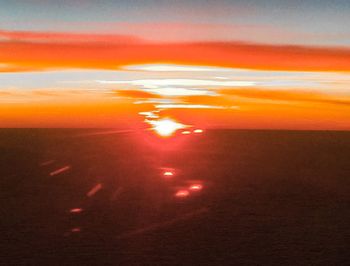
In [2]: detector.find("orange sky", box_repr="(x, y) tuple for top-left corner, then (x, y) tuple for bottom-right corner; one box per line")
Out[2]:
(1, 33), (350, 72)
(1, 30), (350, 129)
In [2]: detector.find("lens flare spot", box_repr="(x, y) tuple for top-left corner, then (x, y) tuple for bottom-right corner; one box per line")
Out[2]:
(71, 227), (81, 233)
(70, 208), (83, 213)
(175, 189), (190, 198)
(189, 184), (203, 191)
(193, 129), (203, 134)
(182, 130), (191, 135)
(163, 171), (174, 177)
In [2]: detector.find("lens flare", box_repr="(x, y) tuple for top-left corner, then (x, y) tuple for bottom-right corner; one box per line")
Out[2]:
(163, 171), (174, 177)
(189, 184), (203, 191)
(70, 208), (83, 213)
(175, 189), (190, 198)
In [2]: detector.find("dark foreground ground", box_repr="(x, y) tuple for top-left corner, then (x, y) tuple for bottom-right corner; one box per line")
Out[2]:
(0, 129), (349, 265)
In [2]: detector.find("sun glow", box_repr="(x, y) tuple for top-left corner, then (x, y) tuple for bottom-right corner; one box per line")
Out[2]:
(149, 118), (186, 137)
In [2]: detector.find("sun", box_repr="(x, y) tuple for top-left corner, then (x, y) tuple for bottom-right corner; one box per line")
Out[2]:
(151, 118), (185, 137)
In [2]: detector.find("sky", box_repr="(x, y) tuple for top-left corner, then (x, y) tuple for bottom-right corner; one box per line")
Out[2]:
(0, 0), (350, 129)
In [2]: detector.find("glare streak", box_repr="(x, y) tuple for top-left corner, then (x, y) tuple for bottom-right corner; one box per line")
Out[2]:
(87, 183), (102, 197)
(49, 165), (71, 176)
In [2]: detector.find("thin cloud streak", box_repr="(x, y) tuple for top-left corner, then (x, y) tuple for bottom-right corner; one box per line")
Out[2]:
(1, 30), (350, 72)
(113, 89), (161, 99)
(218, 88), (350, 107)
(0, 29), (143, 44)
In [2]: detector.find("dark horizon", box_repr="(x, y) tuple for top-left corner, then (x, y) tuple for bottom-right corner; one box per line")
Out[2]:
(1, 129), (349, 265)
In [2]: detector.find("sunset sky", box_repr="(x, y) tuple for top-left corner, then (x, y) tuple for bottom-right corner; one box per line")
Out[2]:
(1, 0), (350, 129)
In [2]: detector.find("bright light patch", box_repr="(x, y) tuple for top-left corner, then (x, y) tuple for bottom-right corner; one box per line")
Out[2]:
(189, 184), (203, 191)
(163, 171), (174, 177)
(146, 87), (214, 96)
(155, 104), (225, 109)
(70, 208), (83, 213)
(124, 64), (231, 72)
(175, 190), (190, 198)
(193, 129), (204, 133)
(96, 79), (254, 87)
(147, 118), (186, 137)
(138, 111), (159, 119)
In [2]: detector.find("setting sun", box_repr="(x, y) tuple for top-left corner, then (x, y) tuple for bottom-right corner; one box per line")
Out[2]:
(1, 1), (349, 265)
(150, 118), (186, 137)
